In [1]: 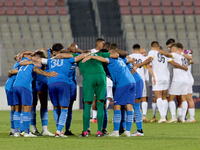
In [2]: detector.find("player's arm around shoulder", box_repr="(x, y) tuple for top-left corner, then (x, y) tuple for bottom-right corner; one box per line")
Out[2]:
(157, 49), (173, 58)
(19, 59), (33, 66)
(169, 60), (188, 71)
(109, 51), (119, 58)
(82, 55), (109, 63)
(74, 52), (91, 62)
(52, 53), (74, 59)
(8, 68), (18, 77)
(33, 66), (58, 77)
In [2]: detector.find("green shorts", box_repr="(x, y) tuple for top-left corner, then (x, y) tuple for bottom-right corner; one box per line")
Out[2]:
(83, 73), (106, 102)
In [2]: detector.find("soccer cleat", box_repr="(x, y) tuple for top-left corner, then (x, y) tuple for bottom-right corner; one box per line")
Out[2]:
(124, 131), (131, 137)
(32, 129), (41, 136)
(108, 131), (119, 137)
(142, 116), (149, 123)
(96, 131), (103, 137)
(10, 132), (14, 136)
(185, 118), (196, 123)
(180, 119), (185, 123)
(92, 118), (97, 123)
(119, 128), (125, 135)
(158, 118), (166, 123)
(131, 131), (144, 136)
(102, 129), (108, 136)
(55, 132), (68, 138)
(24, 132), (37, 137)
(167, 119), (177, 123)
(41, 130), (54, 136)
(14, 132), (20, 137)
(87, 129), (91, 135)
(79, 131), (88, 137)
(20, 131), (25, 136)
(150, 117), (157, 122)
(64, 130), (75, 136)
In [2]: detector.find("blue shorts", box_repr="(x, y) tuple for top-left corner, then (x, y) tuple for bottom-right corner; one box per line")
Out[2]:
(48, 82), (70, 107)
(6, 90), (14, 106)
(36, 81), (48, 92)
(113, 83), (136, 105)
(70, 84), (77, 101)
(13, 87), (33, 106)
(135, 79), (144, 99)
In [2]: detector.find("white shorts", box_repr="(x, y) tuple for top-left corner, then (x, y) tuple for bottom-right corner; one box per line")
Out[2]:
(169, 81), (188, 95)
(152, 80), (169, 91)
(107, 86), (113, 98)
(106, 77), (113, 86)
(142, 80), (147, 97)
(187, 82), (193, 94)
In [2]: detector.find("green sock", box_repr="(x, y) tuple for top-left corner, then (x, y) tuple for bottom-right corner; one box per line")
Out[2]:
(96, 101), (104, 132)
(83, 103), (92, 132)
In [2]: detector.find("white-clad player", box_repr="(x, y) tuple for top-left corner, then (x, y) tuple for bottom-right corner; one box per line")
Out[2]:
(157, 43), (189, 122)
(129, 44), (149, 123)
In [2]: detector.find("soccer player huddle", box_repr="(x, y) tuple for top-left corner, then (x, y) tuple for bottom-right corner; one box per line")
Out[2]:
(5, 38), (195, 138)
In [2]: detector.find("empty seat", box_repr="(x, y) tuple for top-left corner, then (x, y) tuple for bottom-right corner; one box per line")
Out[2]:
(142, 7), (151, 15)
(194, 0), (200, 7)
(25, 0), (35, 7)
(123, 23), (134, 31)
(39, 16), (48, 24)
(162, 0), (171, 6)
(59, 16), (70, 23)
(141, 0), (150, 7)
(0, 1), (2, 6)
(47, 0), (56, 7)
(37, 7), (46, 15)
(58, 7), (67, 15)
(24, 42), (34, 49)
(176, 24), (185, 31)
(121, 7), (130, 15)
(30, 24), (40, 31)
(146, 31), (156, 39)
(119, 0), (128, 7)
(174, 7), (183, 15)
(194, 7), (200, 15)
(41, 24), (50, 31)
(12, 32), (22, 42)
(27, 7), (36, 15)
(16, 7), (25, 15)
(163, 7), (172, 15)
(145, 23), (155, 31)
(4, 0), (13, 7)
(2, 32), (12, 40)
(188, 31), (197, 39)
(143, 15), (153, 23)
(183, 0), (192, 6)
(32, 32), (42, 40)
(10, 24), (20, 32)
(57, 0), (65, 6)
(151, 0), (160, 6)
(186, 23), (196, 31)
(175, 15), (184, 23)
(29, 16), (38, 23)
(136, 32), (146, 39)
(0, 8), (5, 15)
(155, 24), (165, 31)
(43, 32), (52, 40)
(36, 0), (45, 6)
(132, 15), (142, 23)
(167, 32), (176, 39)
(49, 16), (59, 24)
(152, 7), (162, 15)
(166, 23), (176, 31)
(153, 15), (163, 23)
(0, 24), (10, 32)
(178, 39), (188, 48)
(61, 23), (71, 32)
(121, 15), (132, 23)
(15, 0), (23, 7)
(6, 7), (15, 15)
(53, 32), (63, 42)
(51, 24), (60, 32)
(184, 7), (193, 15)
(126, 32), (136, 39)
(8, 16), (17, 23)
(157, 32), (166, 39)
(177, 32), (187, 39)
(164, 16), (174, 23)
(134, 23), (145, 32)
(185, 15), (194, 23)
(131, 7), (140, 15)
(47, 7), (57, 15)
(196, 23), (200, 30)
(20, 24), (30, 32)
(130, 0), (139, 7)
(172, 0), (181, 7)
(34, 41), (44, 49)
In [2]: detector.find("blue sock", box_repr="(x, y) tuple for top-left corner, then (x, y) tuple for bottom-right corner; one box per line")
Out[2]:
(40, 108), (48, 126)
(20, 110), (24, 133)
(13, 111), (20, 133)
(113, 110), (121, 131)
(65, 107), (73, 130)
(30, 107), (36, 126)
(133, 103), (143, 130)
(10, 110), (15, 130)
(126, 111), (133, 131)
(103, 109), (108, 129)
(23, 112), (31, 134)
(57, 109), (68, 132)
(120, 106), (127, 129)
(53, 108), (60, 127)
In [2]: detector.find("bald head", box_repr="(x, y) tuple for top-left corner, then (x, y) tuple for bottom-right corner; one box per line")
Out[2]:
(140, 48), (146, 56)
(69, 43), (78, 53)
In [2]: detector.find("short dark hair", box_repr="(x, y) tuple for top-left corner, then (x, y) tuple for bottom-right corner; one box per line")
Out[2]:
(166, 38), (175, 46)
(132, 44), (140, 50)
(51, 43), (64, 52)
(103, 42), (110, 49)
(151, 41), (159, 47)
(34, 51), (45, 58)
(99, 49), (109, 53)
(170, 43), (179, 49)
(176, 43), (183, 49)
(110, 43), (118, 50)
(96, 38), (104, 43)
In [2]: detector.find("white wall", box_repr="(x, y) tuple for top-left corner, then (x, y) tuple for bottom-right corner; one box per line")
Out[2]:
(0, 85), (80, 111)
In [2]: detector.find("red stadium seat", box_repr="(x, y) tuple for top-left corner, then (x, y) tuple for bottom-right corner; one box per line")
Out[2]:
(151, 0), (160, 6)
(183, 0), (192, 7)
(37, 7), (46, 15)
(194, 7), (200, 14)
(152, 7), (162, 15)
(119, 0), (129, 7)
(141, 0), (150, 7)
(15, 0), (23, 7)
(172, 0), (182, 7)
(16, 7), (25, 15)
(4, 0), (13, 7)
(36, 0), (45, 7)
(58, 7), (67, 15)
(0, 8), (5, 15)
(142, 7), (151, 15)
(57, 0), (66, 6)
(162, 0), (171, 6)
(184, 7), (193, 15)
(27, 7), (36, 15)
(25, 0), (35, 7)
(131, 7), (140, 15)
(163, 7), (172, 15)
(47, 7), (57, 15)
(6, 7), (15, 15)
(46, 0), (56, 7)
(194, 0), (200, 7)
(130, 0), (139, 7)
(121, 7), (130, 15)
(174, 7), (183, 15)
(0, 1), (2, 6)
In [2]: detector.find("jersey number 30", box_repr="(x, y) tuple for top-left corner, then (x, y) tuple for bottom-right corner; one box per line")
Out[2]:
(51, 59), (63, 68)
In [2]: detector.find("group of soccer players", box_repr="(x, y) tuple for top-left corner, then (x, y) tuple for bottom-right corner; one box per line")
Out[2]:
(5, 37), (195, 138)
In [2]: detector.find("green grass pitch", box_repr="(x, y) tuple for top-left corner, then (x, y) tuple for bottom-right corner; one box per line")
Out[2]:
(0, 109), (200, 150)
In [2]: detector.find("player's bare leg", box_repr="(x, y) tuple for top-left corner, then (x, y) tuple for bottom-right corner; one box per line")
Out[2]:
(186, 93), (195, 122)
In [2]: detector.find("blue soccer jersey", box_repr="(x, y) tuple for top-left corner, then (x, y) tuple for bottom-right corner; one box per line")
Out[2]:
(47, 57), (76, 85)
(5, 61), (20, 91)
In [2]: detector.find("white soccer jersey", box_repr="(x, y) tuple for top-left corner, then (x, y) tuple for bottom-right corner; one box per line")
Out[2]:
(148, 50), (172, 81)
(171, 52), (188, 82)
(91, 48), (98, 53)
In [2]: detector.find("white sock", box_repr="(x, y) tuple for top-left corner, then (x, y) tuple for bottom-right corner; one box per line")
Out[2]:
(90, 107), (93, 118)
(31, 125), (37, 132)
(93, 110), (97, 119)
(42, 126), (47, 132)
(152, 103), (157, 118)
(56, 130), (60, 134)
(11, 129), (15, 133)
(177, 107), (182, 120)
(162, 99), (168, 117)
(189, 108), (195, 120)
(142, 102), (148, 116)
(169, 101), (176, 119)
(181, 101), (188, 121)
(106, 100), (110, 109)
(156, 98), (165, 119)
